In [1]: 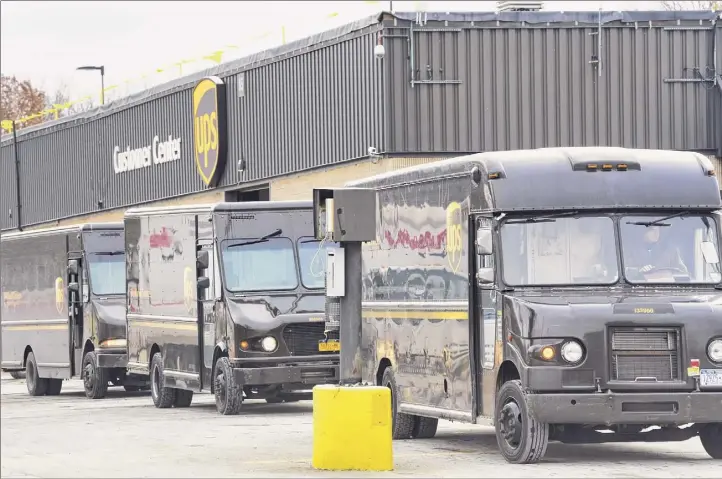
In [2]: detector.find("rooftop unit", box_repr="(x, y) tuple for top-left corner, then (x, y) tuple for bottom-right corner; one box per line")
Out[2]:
(496, 1), (543, 12)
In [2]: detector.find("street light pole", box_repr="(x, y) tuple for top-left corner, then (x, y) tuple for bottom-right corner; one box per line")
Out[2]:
(76, 65), (105, 105)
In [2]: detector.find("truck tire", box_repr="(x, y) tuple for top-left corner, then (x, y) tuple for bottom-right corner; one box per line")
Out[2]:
(213, 356), (242, 415)
(382, 368), (415, 439)
(174, 389), (194, 408)
(46, 378), (63, 396)
(9, 371), (25, 380)
(413, 416), (439, 439)
(494, 379), (549, 464)
(150, 352), (176, 408)
(82, 351), (109, 399)
(700, 423), (722, 459)
(25, 352), (48, 397)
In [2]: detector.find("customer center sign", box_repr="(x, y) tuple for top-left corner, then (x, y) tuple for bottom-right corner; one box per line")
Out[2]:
(112, 134), (182, 174)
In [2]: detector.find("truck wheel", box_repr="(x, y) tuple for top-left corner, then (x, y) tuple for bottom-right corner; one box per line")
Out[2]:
(495, 379), (549, 464)
(213, 356), (242, 415)
(46, 379), (63, 396)
(382, 368), (415, 439)
(700, 423), (722, 459)
(413, 416), (439, 439)
(174, 389), (194, 408)
(150, 352), (176, 408)
(25, 352), (48, 396)
(10, 371), (25, 380)
(82, 351), (109, 399)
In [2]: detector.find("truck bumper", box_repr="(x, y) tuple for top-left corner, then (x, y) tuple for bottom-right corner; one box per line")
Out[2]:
(231, 355), (339, 386)
(527, 391), (722, 425)
(95, 350), (128, 369)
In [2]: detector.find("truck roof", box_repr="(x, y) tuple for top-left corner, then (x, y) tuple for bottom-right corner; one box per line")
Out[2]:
(124, 200), (313, 218)
(347, 147), (721, 212)
(0, 222), (123, 242)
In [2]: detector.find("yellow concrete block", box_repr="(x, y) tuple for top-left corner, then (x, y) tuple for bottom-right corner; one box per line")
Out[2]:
(312, 384), (393, 471)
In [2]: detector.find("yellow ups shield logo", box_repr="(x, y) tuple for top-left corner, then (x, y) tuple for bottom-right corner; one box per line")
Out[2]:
(446, 202), (464, 273)
(55, 277), (65, 315)
(193, 76), (228, 187)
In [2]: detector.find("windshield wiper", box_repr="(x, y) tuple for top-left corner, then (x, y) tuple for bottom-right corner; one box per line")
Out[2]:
(505, 211), (580, 225)
(626, 211), (691, 227)
(93, 251), (124, 256)
(227, 229), (282, 248)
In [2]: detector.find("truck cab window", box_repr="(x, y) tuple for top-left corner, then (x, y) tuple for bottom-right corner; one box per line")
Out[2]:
(297, 237), (339, 289)
(221, 237), (298, 292)
(620, 214), (721, 284)
(500, 216), (618, 286)
(86, 252), (125, 296)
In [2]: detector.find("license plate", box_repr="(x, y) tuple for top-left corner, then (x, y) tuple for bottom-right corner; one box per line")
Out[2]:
(318, 340), (340, 352)
(700, 369), (722, 387)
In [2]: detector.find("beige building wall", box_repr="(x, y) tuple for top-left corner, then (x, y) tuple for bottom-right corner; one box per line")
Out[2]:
(270, 156), (449, 201)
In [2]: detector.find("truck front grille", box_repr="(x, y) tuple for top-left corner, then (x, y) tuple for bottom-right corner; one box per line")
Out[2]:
(282, 323), (339, 356)
(609, 327), (680, 382)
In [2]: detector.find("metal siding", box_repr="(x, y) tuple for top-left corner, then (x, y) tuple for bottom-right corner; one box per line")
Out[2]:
(0, 143), (18, 230)
(386, 21), (720, 155)
(220, 31), (384, 188)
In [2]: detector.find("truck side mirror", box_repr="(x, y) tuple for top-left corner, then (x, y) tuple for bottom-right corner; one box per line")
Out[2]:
(196, 250), (209, 270)
(68, 282), (80, 293)
(67, 260), (79, 276)
(476, 228), (493, 256)
(477, 268), (494, 288)
(197, 276), (210, 291)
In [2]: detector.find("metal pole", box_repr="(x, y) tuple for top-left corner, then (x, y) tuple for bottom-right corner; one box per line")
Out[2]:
(100, 66), (105, 105)
(12, 121), (22, 231)
(338, 241), (362, 385)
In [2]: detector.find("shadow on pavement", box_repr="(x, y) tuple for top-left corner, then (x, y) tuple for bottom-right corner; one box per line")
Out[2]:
(428, 430), (706, 463)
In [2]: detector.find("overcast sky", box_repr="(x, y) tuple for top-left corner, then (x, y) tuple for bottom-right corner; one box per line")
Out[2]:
(1, 0), (667, 106)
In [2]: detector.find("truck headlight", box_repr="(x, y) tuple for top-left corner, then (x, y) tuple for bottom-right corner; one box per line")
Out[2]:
(708, 339), (722, 363)
(560, 340), (584, 364)
(261, 336), (278, 352)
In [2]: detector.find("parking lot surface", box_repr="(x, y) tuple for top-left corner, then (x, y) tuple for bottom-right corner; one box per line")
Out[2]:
(1, 373), (720, 478)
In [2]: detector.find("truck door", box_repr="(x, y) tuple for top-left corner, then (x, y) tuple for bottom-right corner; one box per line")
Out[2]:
(473, 216), (498, 418)
(196, 240), (219, 390)
(67, 256), (84, 374)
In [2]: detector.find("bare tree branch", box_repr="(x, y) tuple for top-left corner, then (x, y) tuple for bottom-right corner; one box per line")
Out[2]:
(660, 1), (719, 10)
(0, 74), (47, 129)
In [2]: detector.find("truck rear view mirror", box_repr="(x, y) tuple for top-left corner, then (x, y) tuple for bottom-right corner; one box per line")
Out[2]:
(476, 228), (493, 256)
(477, 268), (494, 286)
(196, 250), (209, 270)
(68, 282), (79, 293)
(67, 259), (79, 275)
(197, 276), (210, 291)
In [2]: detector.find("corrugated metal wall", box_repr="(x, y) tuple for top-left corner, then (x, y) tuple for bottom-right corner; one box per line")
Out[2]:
(0, 23), (383, 230)
(383, 14), (722, 155)
(0, 144), (18, 230)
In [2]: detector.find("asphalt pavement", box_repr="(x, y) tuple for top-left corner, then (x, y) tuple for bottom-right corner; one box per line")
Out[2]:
(1, 373), (719, 478)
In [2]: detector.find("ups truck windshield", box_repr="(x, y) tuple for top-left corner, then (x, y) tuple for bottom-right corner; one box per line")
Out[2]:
(86, 252), (125, 295)
(500, 213), (720, 286)
(221, 236), (334, 292)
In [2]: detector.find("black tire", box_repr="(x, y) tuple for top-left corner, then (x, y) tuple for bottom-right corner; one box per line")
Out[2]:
(82, 351), (109, 399)
(700, 423), (722, 459)
(46, 378), (63, 396)
(150, 352), (176, 408)
(25, 352), (48, 397)
(213, 356), (242, 415)
(9, 371), (25, 380)
(382, 368), (416, 439)
(413, 416), (439, 439)
(174, 389), (194, 408)
(495, 379), (549, 464)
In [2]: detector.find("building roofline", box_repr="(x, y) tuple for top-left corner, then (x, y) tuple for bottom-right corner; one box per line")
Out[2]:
(3, 9), (718, 144)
